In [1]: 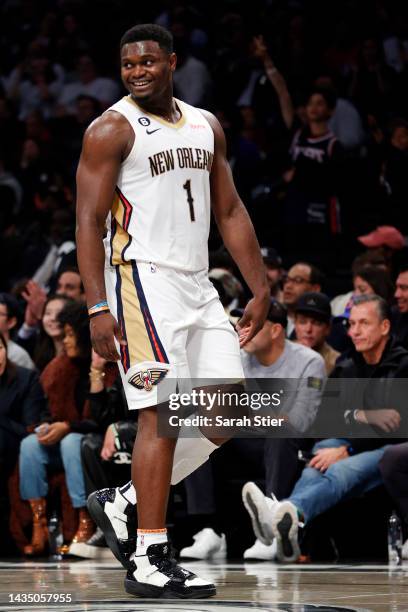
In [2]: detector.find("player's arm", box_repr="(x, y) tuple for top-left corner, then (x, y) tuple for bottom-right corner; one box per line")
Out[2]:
(202, 110), (270, 346)
(76, 112), (133, 360)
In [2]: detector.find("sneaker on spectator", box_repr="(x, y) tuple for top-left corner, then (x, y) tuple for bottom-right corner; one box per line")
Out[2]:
(403, 539), (408, 560)
(69, 527), (115, 560)
(242, 482), (300, 563)
(243, 538), (277, 560)
(179, 528), (226, 560)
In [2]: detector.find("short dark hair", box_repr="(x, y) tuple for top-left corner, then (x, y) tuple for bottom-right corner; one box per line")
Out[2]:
(352, 294), (391, 322)
(397, 262), (408, 276)
(58, 301), (91, 361)
(353, 265), (394, 304)
(297, 262), (325, 288)
(120, 24), (173, 53)
(0, 292), (22, 324)
(307, 87), (337, 111)
(0, 331), (16, 383)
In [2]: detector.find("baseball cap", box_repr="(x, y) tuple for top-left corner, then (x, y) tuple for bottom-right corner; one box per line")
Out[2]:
(358, 226), (405, 250)
(295, 292), (331, 323)
(261, 247), (282, 268)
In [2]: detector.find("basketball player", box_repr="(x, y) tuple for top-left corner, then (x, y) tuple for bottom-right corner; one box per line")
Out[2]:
(76, 24), (269, 599)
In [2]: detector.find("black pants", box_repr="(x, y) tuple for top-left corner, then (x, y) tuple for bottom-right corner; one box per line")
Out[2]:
(81, 433), (131, 497)
(183, 438), (265, 517)
(264, 437), (314, 499)
(0, 429), (20, 555)
(379, 442), (408, 527)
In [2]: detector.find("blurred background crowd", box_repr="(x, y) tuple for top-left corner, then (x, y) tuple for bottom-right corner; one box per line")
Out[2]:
(1, 0), (408, 565)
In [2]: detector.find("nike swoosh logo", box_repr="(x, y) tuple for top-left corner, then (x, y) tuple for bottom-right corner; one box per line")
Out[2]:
(146, 128), (161, 135)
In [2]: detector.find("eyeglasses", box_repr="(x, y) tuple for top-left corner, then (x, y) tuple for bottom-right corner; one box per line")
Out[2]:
(284, 275), (311, 286)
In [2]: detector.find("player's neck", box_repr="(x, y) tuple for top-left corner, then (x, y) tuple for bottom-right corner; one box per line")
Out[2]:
(132, 91), (180, 124)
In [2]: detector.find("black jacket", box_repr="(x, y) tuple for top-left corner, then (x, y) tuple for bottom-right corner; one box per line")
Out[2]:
(0, 365), (48, 441)
(316, 336), (408, 453)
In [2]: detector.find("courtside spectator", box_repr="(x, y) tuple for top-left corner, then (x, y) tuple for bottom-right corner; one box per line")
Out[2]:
(0, 294), (34, 369)
(282, 263), (323, 337)
(0, 332), (47, 555)
(243, 294), (408, 563)
(392, 264), (408, 348)
(294, 292), (340, 374)
(19, 301), (97, 556)
(56, 268), (84, 300)
(241, 300), (325, 559)
(261, 247), (284, 300)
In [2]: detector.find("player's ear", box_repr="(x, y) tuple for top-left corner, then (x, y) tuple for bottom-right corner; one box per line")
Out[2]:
(169, 52), (177, 72)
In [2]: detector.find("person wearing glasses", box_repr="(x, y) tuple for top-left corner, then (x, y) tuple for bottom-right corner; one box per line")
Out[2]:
(282, 263), (324, 337)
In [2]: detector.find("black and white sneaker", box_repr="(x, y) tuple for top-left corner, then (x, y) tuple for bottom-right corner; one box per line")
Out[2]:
(87, 487), (136, 569)
(125, 542), (216, 599)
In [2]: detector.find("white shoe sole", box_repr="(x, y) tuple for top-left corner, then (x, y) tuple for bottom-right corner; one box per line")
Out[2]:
(69, 541), (115, 560)
(242, 482), (273, 546)
(179, 548), (226, 560)
(270, 501), (300, 563)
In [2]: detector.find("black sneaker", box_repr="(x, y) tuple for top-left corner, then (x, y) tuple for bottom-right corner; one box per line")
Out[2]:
(124, 542), (216, 599)
(87, 487), (136, 569)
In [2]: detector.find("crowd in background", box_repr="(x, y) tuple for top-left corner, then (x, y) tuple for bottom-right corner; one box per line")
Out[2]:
(1, 0), (408, 562)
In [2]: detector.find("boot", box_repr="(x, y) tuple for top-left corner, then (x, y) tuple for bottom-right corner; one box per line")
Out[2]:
(24, 498), (48, 557)
(62, 508), (95, 557)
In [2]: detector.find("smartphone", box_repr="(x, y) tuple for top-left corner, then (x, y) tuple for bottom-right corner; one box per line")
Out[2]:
(35, 424), (49, 434)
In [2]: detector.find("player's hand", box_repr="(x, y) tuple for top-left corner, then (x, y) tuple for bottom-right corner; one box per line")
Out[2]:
(90, 311), (127, 361)
(309, 446), (349, 472)
(236, 291), (270, 347)
(355, 409), (401, 433)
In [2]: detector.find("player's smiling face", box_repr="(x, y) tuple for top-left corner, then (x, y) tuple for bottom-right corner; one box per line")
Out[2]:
(121, 41), (176, 102)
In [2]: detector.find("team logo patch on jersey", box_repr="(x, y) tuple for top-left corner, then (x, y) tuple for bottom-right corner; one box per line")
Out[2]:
(128, 367), (168, 392)
(138, 116), (151, 127)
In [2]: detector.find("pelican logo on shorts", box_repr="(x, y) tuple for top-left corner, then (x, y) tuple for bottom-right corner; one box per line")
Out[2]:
(138, 117), (151, 127)
(129, 367), (168, 391)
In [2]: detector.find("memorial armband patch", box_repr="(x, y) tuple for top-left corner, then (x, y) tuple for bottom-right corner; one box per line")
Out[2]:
(307, 377), (323, 390)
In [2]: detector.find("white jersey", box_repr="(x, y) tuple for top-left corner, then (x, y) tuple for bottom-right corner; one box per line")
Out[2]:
(104, 95), (214, 272)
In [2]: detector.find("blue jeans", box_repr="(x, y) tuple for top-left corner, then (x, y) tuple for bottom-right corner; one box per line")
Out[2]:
(288, 438), (389, 523)
(19, 433), (86, 508)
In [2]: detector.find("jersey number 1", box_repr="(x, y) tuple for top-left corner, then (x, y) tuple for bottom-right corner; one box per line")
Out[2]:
(183, 179), (195, 222)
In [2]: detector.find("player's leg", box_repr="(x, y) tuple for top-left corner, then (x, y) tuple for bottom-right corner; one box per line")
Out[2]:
(124, 406), (216, 599)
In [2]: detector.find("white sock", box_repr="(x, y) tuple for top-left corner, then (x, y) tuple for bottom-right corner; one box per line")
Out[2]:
(117, 426), (218, 505)
(136, 528), (167, 556)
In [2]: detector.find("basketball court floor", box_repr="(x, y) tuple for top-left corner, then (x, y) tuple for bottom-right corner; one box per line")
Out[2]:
(0, 558), (407, 611)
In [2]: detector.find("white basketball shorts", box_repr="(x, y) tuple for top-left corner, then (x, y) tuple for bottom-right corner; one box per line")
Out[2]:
(104, 261), (244, 410)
